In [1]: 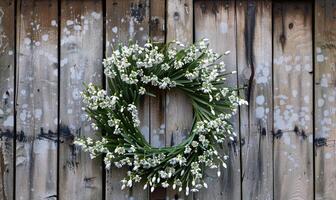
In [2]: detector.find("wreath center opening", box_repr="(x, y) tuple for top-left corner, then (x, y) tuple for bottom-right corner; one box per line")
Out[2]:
(140, 87), (193, 147)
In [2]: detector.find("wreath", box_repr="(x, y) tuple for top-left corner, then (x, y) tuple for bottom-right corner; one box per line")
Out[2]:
(75, 39), (247, 195)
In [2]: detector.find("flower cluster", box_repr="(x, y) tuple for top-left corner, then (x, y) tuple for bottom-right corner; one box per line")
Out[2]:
(75, 39), (247, 195)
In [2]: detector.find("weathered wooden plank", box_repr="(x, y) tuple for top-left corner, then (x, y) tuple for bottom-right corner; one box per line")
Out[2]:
(106, 0), (149, 53)
(194, 1), (240, 199)
(0, 0), (14, 199)
(273, 2), (313, 200)
(145, 1), (167, 199)
(59, 1), (103, 199)
(15, 0), (58, 199)
(149, 0), (165, 43)
(105, 1), (149, 199)
(314, 1), (336, 199)
(236, 1), (273, 199)
(165, 0), (193, 199)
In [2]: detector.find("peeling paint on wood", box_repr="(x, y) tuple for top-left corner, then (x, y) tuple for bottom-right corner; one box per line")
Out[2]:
(237, 1), (273, 200)
(0, 0), (14, 199)
(314, 0), (336, 199)
(273, 2), (314, 200)
(16, 0), (58, 199)
(59, 1), (103, 199)
(194, 1), (240, 199)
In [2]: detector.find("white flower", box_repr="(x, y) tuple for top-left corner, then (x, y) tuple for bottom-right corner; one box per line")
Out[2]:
(191, 141), (199, 148)
(162, 181), (169, 188)
(139, 87), (146, 95)
(114, 146), (126, 155)
(184, 146), (192, 154)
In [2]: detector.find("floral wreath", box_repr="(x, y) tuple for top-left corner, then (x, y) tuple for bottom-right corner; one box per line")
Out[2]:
(75, 39), (247, 195)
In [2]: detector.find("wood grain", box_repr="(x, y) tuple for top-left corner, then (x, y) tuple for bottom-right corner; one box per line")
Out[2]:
(194, 1), (240, 199)
(273, 2), (313, 200)
(16, 0), (58, 199)
(0, 0), (14, 199)
(59, 1), (103, 199)
(236, 1), (273, 199)
(105, 0), (149, 199)
(164, 0), (193, 199)
(149, 0), (165, 43)
(314, 1), (336, 199)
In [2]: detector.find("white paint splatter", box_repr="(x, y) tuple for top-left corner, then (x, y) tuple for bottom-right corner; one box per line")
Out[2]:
(304, 64), (311, 71)
(61, 58), (68, 67)
(72, 88), (80, 100)
(8, 50), (13, 55)
(39, 51), (58, 65)
(320, 75), (329, 87)
(325, 153), (332, 159)
(316, 47), (321, 53)
(129, 19), (135, 38)
(80, 114), (87, 122)
(3, 116), (13, 127)
(255, 63), (270, 84)
(66, 20), (74, 26)
(318, 98), (324, 107)
(24, 37), (31, 45)
(317, 54), (324, 62)
(20, 90), (26, 96)
(51, 20), (57, 26)
(34, 109), (42, 119)
(91, 12), (101, 20)
(74, 25), (81, 31)
(70, 67), (83, 80)
(112, 26), (118, 33)
(256, 95), (265, 105)
(42, 34), (49, 41)
(292, 90), (298, 97)
(20, 110), (27, 121)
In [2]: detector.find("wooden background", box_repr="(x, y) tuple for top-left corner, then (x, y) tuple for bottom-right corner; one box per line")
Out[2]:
(0, 0), (335, 199)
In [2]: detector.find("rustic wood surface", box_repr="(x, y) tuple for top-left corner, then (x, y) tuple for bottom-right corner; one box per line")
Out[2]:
(105, 0), (149, 199)
(165, 0), (193, 199)
(273, 2), (314, 200)
(194, 1), (240, 199)
(314, 0), (336, 199)
(59, 1), (103, 199)
(16, 0), (58, 199)
(0, 0), (14, 199)
(237, 1), (273, 200)
(1, 0), (336, 199)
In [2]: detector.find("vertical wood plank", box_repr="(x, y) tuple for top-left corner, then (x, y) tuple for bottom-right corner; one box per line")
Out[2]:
(0, 0), (14, 199)
(16, 0), (58, 199)
(146, 1), (167, 199)
(59, 1), (103, 199)
(194, 1), (240, 199)
(273, 2), (313, 200)
(236, 1), (273, 199)
(105, 1), (149, 199)
(149, 0), (165, 43)
(163, 0), (194, 199)
(314, 0), (336, 199)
